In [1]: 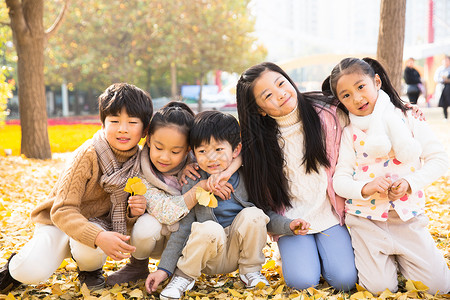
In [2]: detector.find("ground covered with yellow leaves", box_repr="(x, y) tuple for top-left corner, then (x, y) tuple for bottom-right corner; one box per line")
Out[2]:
(0, 109), (449, 299)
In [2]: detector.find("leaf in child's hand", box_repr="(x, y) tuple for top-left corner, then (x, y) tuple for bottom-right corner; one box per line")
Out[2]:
(124, 177), (147, 195)
(131, 181), (147, 195)
(196, 187), (218, 208)
(124, 177), (140, 193)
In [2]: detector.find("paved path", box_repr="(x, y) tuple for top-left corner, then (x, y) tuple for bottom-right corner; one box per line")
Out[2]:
(421, 107), (449, 175)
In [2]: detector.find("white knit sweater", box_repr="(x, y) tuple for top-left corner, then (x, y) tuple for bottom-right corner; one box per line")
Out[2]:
(272, 107), (340, 233)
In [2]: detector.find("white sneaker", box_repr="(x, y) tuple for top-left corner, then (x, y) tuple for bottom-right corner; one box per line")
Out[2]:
(240, 271), (269, 288)
(160, 274), (195, 300)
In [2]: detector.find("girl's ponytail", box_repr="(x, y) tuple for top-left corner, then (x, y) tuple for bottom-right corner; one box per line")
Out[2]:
(362, 57), (409, 113)
(322, 75), (348, 114)
(329, 57), (410, 114)
(321, 75), (333, 97)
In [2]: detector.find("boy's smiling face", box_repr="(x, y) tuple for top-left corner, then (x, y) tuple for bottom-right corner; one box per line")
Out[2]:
(103, 107), (145, 151)
(194, 137), (241, 175)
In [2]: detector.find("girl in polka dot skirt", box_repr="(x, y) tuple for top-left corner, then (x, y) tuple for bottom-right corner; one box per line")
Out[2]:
(324, 57), (450, 295)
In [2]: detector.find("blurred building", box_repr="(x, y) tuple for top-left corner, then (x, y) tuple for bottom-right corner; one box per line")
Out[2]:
(250, 0), (450, 89)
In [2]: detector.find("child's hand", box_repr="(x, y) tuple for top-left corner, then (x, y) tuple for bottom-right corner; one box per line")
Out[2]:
(128, 195), (147, 217)
(204, 153), (242, 190)
(145, 269), (169, 293)
(179, 163), (201, 186)
(206, 170), (233, 191)
(211, 182), (234, 200)
(388, 178), (410, 201)
(362, 176), (392, 198)
(289, 219), (310, 235)
(94, 231), (136, 261)
(406, 103), (426, 121)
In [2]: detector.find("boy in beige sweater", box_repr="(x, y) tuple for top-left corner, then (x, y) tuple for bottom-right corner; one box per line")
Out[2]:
(0, 83), (153, 292)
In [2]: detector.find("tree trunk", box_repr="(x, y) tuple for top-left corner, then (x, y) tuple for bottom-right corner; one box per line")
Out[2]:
(7, 0), (51, 159)
(376, 0), (406, 93)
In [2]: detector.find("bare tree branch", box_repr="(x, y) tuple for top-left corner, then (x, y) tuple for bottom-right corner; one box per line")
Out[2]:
(45, 0), (69, 38)
(5, 0), (29, 37)
(0, 21), (11, 27)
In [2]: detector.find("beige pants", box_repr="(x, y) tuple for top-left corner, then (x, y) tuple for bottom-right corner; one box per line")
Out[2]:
(176, 207), (269, 279)
(130, 214), (167, 260)
(346, 211), (450, 295)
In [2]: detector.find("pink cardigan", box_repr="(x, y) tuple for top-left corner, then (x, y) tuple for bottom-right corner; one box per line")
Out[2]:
(315, 104), (346, 225)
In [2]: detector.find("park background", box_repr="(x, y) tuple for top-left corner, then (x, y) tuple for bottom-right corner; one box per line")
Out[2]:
(0, 0), (450, 299)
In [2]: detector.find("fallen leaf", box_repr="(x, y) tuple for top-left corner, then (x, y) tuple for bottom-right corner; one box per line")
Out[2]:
(1, 121), (449, 300)
(129, 288), (143, 298)
(405, 279), (429, 292)
(228, 288), (244, 298)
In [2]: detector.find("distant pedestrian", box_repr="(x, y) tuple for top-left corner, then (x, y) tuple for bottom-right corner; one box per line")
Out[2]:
(433, 55), (450, 104)
(436, 56), (450, 120)
(403, 58), (423, 104)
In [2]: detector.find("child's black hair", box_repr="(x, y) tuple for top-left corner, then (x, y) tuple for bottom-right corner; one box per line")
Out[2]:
(190, 111), (241, 151)
(323, 57), (410, 114)
(148, 101), (195, 138)
(236, 62), (333, 212)
(98, 83), (153, 129)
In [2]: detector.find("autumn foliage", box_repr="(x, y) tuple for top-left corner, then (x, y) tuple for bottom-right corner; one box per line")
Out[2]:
(0, 122), (449, 299)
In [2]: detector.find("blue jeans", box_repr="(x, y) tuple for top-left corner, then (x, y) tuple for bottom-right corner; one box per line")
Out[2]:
(277, 224), (357, 291)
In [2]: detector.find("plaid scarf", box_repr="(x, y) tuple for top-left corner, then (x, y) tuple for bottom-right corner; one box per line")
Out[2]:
(92, 130), (141, 235)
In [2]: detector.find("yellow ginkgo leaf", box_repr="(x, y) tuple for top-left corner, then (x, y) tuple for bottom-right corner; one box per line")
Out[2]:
(273, 284), (285, 295)
(405, 279), (429, 292)
(51, 284), (63, 296)
(130, 181), (147, 195)
(228, 288), (243, 298)
(124, 177), (140, 193)
(378, 289), (394, 299)
(255, 281), (267, 289)
(129, 288), (144, 298)
(196, 187), (218, 208)
(355, 283), (366, 292)
(124, 177), (146, 195)
(116, 292), (126, 300)
(349, 291), (373, 299)
(5, 293), (16, 300)
(263, 259), (276, 270)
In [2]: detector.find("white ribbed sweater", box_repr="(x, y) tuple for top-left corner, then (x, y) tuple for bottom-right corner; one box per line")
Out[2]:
(272, 107), (340, 233)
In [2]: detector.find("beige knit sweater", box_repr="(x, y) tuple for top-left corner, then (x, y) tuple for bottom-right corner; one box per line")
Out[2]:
(31, 138), (139, 249)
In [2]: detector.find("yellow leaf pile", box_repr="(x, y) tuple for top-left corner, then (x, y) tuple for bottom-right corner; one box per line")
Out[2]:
(0, 120), (449, 299)
(196, 187), (218, 208)
(124, 177), (147, 196)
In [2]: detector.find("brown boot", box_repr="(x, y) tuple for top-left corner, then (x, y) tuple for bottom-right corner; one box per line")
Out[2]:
(77, 268), (105, 291)
(106, 257), (149, 286)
